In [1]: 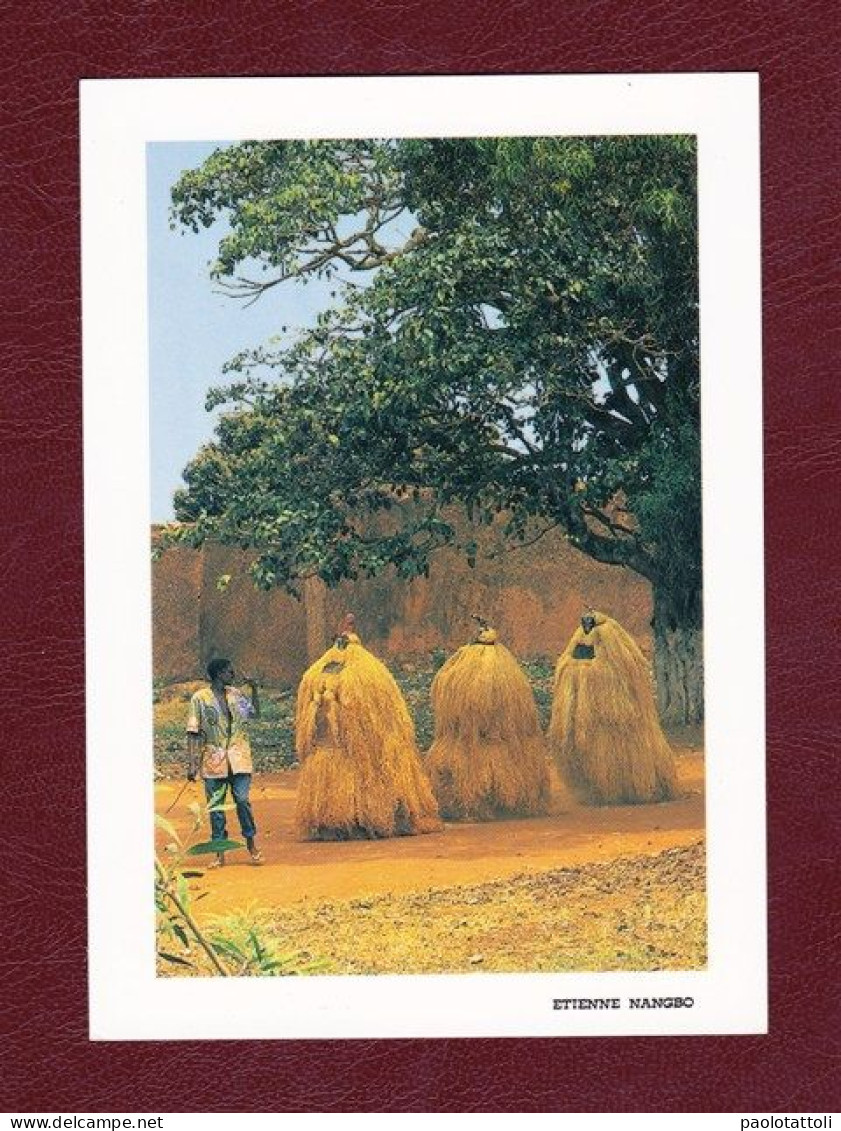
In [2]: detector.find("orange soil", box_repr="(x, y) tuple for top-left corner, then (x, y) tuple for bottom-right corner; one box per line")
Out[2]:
(156, 745), (704, 921)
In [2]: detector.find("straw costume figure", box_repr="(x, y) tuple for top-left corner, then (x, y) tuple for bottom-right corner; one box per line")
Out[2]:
(548, 611), (678, 805)
(294, 615), (442, 840)
(425, 619), (550, 820)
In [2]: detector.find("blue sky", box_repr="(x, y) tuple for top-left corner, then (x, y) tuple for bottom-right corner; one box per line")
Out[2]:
(147, 142), (341, 521)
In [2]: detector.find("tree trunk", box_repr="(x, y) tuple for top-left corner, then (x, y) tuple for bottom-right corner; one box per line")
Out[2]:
(303, 574), (328, 661)
(652, 585), (704, 727)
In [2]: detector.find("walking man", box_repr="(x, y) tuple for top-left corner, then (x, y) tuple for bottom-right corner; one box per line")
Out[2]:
(186, 658), (265, 866)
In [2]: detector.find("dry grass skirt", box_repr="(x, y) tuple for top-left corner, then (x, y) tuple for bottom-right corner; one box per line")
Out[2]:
(548, 614), (678, 805)
(425, 632), (550, 820)
(294, 634), (442, 840)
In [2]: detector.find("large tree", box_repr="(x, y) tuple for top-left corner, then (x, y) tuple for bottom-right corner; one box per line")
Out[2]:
(168, 136), (701, 723)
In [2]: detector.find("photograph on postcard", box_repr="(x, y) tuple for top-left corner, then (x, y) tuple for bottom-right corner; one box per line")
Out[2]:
(149, 132), (706, 979)
(83, 74), (764, 1038)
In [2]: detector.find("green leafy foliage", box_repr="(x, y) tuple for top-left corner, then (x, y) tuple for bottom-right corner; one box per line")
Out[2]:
(186, 838), (244, 855)
(205, 913), (331, 976)
(166, 136), (701, 635)
(155, 792), (328, 977)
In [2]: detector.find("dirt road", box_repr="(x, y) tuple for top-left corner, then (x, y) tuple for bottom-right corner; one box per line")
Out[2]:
(156, 746), (704, 920)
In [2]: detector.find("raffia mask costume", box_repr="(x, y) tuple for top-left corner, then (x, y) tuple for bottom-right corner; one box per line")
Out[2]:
(425, 618), (549, 821)
(548, 611), (677, 806)
(294, 614), (442, 840)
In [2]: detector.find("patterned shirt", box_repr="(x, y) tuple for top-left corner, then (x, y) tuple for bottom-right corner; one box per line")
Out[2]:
(186, 686), (255, 778)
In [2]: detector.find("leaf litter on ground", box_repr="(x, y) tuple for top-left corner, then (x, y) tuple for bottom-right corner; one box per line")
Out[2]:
(235, 841), (706, 976)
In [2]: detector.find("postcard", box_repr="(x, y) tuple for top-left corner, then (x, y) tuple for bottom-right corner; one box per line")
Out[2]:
(81, 73), (764, 1039)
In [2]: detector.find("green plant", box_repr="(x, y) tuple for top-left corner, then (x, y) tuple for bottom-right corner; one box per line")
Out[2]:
(155, 804), (241, 976)
(205, 911), (331, 976)
(154, 795), (327, 977)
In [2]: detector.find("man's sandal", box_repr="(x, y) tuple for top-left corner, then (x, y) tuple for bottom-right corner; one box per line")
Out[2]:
(208, 854), (226, 869)
(249, 850), (265, 866)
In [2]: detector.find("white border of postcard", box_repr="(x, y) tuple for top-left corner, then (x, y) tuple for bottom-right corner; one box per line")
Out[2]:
(81, 73), (765, 1040)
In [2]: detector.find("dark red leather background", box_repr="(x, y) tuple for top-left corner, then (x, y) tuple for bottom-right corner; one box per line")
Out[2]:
(2, 0), (839, 1114)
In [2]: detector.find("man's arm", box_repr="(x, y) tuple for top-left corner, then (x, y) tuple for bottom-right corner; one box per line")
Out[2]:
(243, 678), (261, 720)
(186, 732), (202, 781)
(186, 693), (203, 780)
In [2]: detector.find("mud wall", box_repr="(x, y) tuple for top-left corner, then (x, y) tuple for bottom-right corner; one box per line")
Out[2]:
(152, 523), (652, 686)
(151, 542), (202, 682)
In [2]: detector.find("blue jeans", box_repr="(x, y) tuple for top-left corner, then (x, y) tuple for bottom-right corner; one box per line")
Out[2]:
(203, 773), (257, 842)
